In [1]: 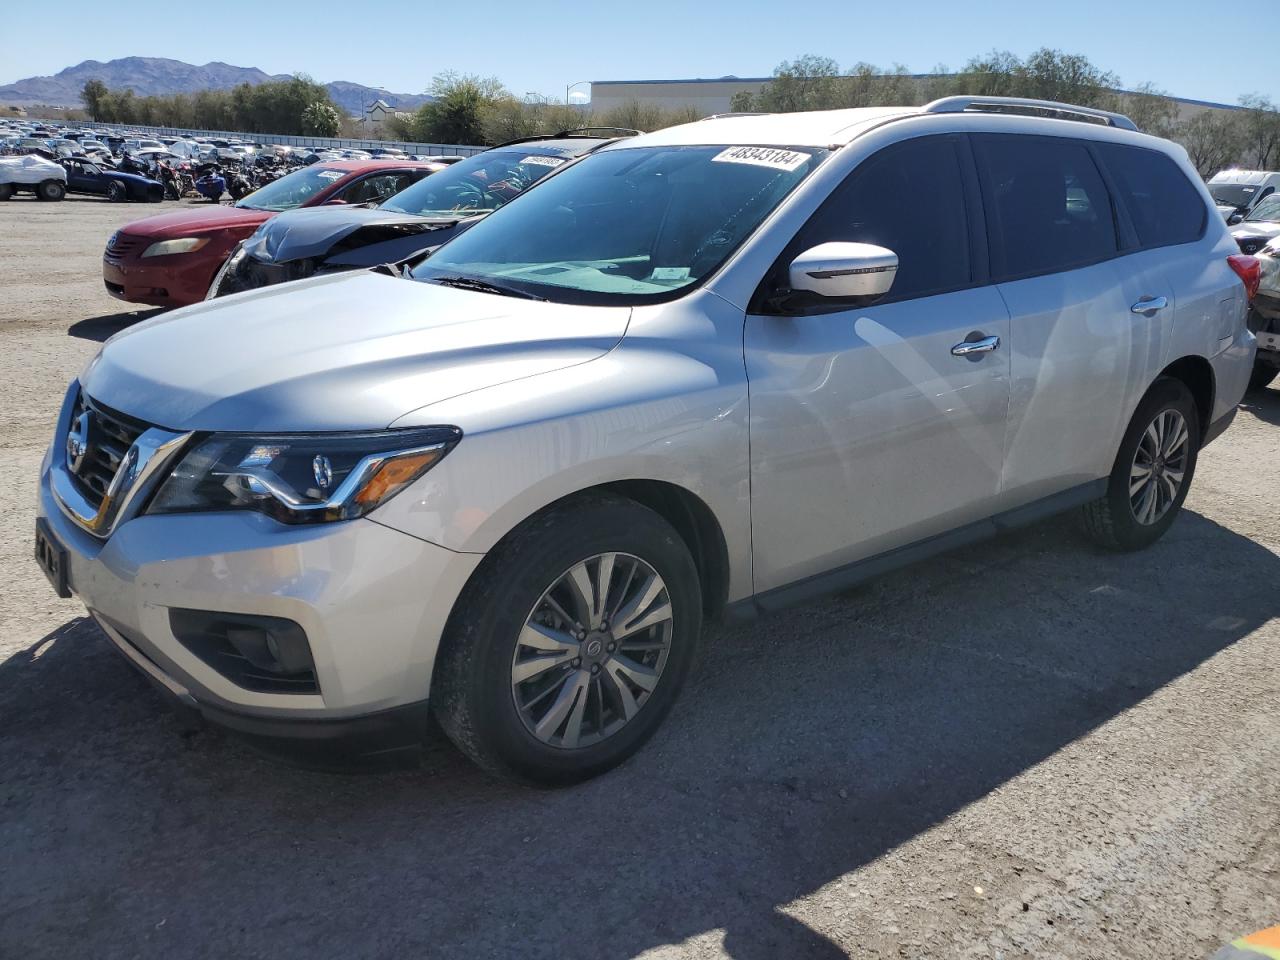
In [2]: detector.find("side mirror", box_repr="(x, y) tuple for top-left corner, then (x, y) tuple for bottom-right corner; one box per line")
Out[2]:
(1228, 212), (1244, 225)
(788, 242), (898, 302)
(323, 198), (348, 206)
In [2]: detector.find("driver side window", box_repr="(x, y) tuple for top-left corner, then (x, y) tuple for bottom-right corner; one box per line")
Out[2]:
(772, 135), (974, 307)
(341, 173), (408, 205)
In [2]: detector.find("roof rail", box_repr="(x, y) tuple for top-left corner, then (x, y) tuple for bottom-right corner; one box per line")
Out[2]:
(922, 96), (1138, 132)
(700, 112), (770, 120)
(492, 127), (642, 149)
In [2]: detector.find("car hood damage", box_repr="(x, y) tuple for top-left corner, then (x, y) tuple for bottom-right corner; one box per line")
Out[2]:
(81, 270), (630, 432)
(244, 206), (462, 264)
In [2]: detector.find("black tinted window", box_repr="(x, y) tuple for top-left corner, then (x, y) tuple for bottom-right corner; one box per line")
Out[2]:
(1096, 143), (1206, 248)
(787, 135), (971, 301)
(974, 135), (1117, 279)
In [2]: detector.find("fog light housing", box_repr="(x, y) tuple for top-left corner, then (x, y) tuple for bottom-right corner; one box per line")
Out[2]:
(169, 609), (318, 694)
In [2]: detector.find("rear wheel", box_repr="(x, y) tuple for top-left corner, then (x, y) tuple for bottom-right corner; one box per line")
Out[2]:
(1080, 378), (1200, 551)
(432, 493), (702, 785)
(1247, 363), (1278, 393)
(36, 179), (65, 201)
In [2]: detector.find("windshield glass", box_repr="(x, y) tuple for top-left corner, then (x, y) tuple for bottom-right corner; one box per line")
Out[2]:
(236, 165), (347, 211)
(414, 144), (826, 305)
(1210, 183), (1260, 208)
(1244, 195), (1280, 222)
(381, 148), (574, 218)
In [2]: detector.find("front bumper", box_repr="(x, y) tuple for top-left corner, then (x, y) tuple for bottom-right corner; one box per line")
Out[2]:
(38, 433), (483, 749)
(103, 241), (236, 309)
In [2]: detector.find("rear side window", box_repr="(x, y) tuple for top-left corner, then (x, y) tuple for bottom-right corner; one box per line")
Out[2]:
(1095, 143), (1206, 248)
(974, 134), (1117, 280)
(783, 134), (972, 302)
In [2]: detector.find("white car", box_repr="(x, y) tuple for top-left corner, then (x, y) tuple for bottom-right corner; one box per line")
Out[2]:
(0, 154), (66, 200)
(36, 97), (1257, 783)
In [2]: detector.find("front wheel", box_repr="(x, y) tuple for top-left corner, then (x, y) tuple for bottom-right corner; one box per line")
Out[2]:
(106, 180), (126, 203)
(0, 183), (13, 201)
(432, 493), (702, 785)
(1080, 378), (1200, 551)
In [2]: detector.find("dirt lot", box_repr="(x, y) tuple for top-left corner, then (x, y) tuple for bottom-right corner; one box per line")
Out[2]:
(1, 194), (1277, 960)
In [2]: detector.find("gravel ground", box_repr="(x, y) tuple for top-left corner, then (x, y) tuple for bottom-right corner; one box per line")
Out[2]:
(0, 196), (1277, 960)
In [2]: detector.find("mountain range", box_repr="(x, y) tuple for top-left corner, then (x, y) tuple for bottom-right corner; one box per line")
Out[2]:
(0, 57), (433, 115)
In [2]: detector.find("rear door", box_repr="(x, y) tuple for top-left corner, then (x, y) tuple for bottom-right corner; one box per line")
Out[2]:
(973, 133), (1174, 508)
(744, 134), (1012, 592)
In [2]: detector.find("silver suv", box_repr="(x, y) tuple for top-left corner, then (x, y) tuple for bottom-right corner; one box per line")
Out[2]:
(35, 97), (1258, 784)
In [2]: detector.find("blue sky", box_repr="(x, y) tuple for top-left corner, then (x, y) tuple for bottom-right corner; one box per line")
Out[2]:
(6, 0), (1274, 106)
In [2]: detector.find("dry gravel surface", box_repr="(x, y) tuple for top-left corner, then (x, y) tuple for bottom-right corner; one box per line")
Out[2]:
(1, 195), (1278, 960)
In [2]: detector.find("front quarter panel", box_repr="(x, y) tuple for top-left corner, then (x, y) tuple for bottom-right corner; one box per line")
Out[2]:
(375, 290), (754, 602)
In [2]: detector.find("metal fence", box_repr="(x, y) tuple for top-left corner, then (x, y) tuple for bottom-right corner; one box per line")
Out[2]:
(60, 119), (487, 158)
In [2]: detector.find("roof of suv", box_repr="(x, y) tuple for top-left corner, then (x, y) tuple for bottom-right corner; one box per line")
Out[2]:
(627, 97), (1146, 149)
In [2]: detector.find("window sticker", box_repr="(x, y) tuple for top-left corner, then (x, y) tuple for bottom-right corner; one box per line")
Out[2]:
(315, 170), (344, 181)
(519, 155), (567, 168)
(712, 146), (811, 172)
(650, 266), (691, 281)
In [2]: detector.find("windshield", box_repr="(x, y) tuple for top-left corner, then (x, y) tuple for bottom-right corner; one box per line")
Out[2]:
(1210, 183), (1260, 208)
(1244, 195), (1280, 222)
(236, 165), (347, 212)
(381, 148), (574, 218)
(414, 144), (827, 305)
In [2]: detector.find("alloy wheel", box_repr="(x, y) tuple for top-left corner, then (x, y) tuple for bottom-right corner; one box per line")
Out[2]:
(1129, 408), (1189, 525)
(511, 552), (673, 749)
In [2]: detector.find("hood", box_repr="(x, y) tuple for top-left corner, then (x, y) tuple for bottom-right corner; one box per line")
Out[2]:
(246, 206), (455, 263)
(1231, 221), (1280, 242)
(81, 271), (629, 432)
(108, 171), (158, 187)
(118, 204), (270, 239)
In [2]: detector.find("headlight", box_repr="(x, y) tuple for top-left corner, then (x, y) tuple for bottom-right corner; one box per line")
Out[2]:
(142, 237), (211, 258)
(147, 427), (461, 524)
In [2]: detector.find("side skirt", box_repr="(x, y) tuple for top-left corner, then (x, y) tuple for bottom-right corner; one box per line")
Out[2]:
(724, 479), (1107, 621)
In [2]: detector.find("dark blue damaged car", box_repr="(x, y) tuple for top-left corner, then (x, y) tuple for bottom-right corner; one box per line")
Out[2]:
(207, 129), (636, 299)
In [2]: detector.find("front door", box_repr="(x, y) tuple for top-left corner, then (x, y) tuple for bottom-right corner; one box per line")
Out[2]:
(745, 134), (1011, 593)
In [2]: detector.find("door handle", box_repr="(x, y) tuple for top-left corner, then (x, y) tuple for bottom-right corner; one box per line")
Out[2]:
(1131, 296), (1168, 315)
(951, 334), (1001, 357)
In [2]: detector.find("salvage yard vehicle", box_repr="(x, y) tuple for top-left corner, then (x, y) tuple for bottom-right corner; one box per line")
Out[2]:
(103, 159), (443, 307)
(1208, 169), (1280, 223)
(1229, 194), (1280, 255)
(209, 129), (636, 298)
(59, 157), (163, 203)
(1248, 237), (1280, 391)
(39, 98), (1257, 784)
(0, 154), (66, 201)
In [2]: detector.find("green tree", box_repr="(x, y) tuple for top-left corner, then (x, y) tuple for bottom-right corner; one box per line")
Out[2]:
(735, 55), (843, 112)
(1236, 94), (1280, 169)
(302, 101), (341, 137)
(80, 79), (108, 121)
(1112, 82), (1179, 138)
(1173, 110), (1243, 177)
(413, 72), (509, 144)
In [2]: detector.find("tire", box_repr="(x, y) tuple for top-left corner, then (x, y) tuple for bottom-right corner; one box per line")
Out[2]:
(106, 180), (126, 203)
(1247, 363), (1278, 393)
(1080, 378), (1200, 551)
(36, 179), (65, 201)
(0, 183), (12, 201)
(432, 493), (702, 785)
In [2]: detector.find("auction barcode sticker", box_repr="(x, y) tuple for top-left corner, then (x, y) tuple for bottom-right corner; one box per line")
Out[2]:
(711, 146), (811, 171)
(520, 155), (567, 168)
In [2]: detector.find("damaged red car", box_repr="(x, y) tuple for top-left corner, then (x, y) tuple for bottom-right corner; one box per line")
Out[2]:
(102, 159), (443, 308)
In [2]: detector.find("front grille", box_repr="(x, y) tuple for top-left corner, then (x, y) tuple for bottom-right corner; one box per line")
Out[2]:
(66, 393), (149, 509)
(104, 231), (146, 262)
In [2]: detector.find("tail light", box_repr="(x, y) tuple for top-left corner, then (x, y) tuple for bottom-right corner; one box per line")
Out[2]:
(1227, 254), (1261, 300)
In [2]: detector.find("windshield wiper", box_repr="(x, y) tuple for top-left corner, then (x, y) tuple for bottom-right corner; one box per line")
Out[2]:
(429, 275), (547, 301)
